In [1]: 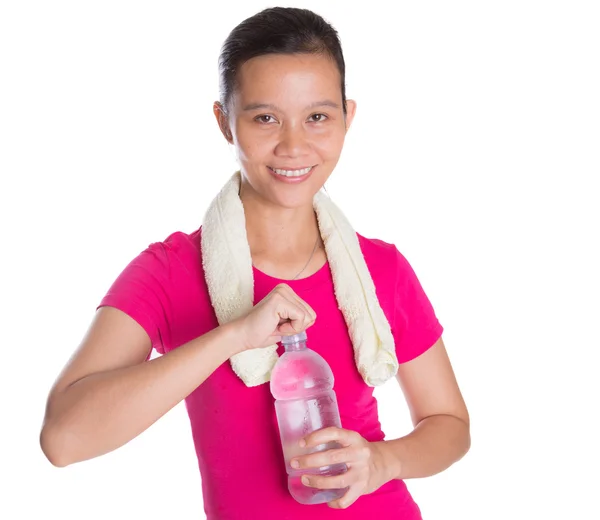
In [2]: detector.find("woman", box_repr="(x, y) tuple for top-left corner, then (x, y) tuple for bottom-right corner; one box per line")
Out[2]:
(40, 7), (470, 519)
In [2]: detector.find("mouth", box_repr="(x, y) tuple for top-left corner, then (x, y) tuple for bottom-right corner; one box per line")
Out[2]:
(268, 165), (315, 178)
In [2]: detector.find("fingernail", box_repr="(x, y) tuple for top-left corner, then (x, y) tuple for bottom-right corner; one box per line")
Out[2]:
(290, 459), (299, 469)
(301, 476), (310, 486)
(299, 438), (306, 448)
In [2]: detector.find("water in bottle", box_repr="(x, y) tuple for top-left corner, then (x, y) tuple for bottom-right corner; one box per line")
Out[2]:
(270, 331), (348, 505)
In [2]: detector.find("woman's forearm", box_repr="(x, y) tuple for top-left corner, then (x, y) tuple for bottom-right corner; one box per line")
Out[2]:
(41, 322), (242, 467)
(374, 414), (471, 480)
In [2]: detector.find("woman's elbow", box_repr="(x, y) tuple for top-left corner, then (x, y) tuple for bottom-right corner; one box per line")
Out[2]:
(40, 422), (73, 468)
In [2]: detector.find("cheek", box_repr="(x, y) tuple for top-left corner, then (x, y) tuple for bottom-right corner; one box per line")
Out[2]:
(313, 129), (346, 159)
(236, 127), (273, 163)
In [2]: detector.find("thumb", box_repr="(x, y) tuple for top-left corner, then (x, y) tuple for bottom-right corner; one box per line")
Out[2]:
(277, 320), (302, 336)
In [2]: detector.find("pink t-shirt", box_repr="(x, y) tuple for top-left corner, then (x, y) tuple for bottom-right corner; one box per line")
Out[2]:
(98, 227), (443, 519)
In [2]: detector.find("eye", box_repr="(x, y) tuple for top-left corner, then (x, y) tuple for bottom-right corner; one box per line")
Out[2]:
(255, 115), (277, 124)
(308, 113), (328, 123)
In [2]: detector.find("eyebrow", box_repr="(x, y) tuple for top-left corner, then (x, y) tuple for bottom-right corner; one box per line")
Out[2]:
(242, 100), (341, 111)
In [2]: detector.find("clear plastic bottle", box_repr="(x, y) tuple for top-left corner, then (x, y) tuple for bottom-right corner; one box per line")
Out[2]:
(270, 331), (348, 505)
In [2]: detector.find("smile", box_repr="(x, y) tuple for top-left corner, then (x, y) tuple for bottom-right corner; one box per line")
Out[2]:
(268, 166), (314, 178)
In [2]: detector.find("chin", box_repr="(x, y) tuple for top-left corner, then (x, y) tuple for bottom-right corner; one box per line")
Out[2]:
(268, 187), (318, 209)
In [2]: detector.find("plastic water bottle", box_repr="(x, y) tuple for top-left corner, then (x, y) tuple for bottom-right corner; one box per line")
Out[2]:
(270, 331), (348, 505)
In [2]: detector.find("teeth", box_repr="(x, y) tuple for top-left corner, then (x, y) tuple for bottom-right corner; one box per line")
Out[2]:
(271, 166), (312, 177)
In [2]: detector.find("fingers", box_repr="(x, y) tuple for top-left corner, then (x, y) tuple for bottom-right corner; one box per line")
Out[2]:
(274, 300), (312, 335)
(290, 427), (369, 478)
(277, 321), (304, 336)
(290, 426), (372, 511)
(291, 447), (352, 470)
(239, 283), (318, 351)
(291, 444), (370, 476)
(275, 284), (317, 324)
(270, 284), (316, 336)
(301, 469), (362, 510)
(301, 471), (349, 490)
(327, 485), (363, 510)
(289, 427), (377, 510)
(302, 426), (358, 449)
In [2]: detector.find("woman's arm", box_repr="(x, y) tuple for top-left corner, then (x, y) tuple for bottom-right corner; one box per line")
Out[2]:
(40, 306), (242, 467)
(292, 336), (470, 509)
(40, 284), (316, 467)
(374, 336), (470, 479)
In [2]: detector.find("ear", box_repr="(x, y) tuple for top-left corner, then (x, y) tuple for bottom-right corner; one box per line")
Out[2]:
(213, 102), (233, 144)
(344, 99), (357, 132)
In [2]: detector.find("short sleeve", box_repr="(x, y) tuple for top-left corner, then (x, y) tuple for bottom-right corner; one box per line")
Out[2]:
(97, 242), (174, 355)
(392, 249), (444, 363)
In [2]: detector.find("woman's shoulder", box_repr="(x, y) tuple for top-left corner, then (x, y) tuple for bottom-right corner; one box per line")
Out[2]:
(357, 232), (403, 267)
(357, 232), (398, 254)
(99, 226), (208, 355)
(155, 226), (202, 252)
(356, 232), (419, 285)
(145, 226), (203, 263)
(125, 226), (204, 283)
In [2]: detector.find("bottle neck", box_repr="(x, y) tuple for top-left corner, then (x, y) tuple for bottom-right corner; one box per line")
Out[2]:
(283, 341), (307, 352)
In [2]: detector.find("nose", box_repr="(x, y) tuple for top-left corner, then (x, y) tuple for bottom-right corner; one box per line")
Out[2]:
(275, 123), (310, 158)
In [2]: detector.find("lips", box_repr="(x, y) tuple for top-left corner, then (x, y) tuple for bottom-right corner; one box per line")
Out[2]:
(267, 165), (316, 184)
(269, 166), (314, 178)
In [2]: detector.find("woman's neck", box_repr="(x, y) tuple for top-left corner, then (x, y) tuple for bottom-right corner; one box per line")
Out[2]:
(240, 183), (325, 279)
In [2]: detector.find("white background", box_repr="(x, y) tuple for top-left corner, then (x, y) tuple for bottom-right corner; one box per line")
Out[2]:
(1, 1), (599, 518)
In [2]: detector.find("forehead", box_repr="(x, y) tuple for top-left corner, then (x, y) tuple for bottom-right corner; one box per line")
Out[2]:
(233, 53), (342, 106)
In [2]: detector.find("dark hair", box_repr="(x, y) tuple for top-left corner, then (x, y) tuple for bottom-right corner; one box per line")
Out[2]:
(218, 7), (347, 114)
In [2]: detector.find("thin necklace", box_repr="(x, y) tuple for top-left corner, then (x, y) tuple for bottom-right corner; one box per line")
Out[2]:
(292, 234), (321, 280)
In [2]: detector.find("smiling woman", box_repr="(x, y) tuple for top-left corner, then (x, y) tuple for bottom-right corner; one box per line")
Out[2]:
(215, 52), (355, 212)
(39, 6), (470, 520)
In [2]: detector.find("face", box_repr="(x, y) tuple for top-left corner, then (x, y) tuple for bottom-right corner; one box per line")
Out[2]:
(214, 53), (356, 209)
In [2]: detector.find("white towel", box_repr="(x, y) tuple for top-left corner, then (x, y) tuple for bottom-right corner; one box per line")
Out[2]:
(201, 171), (399, 387)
